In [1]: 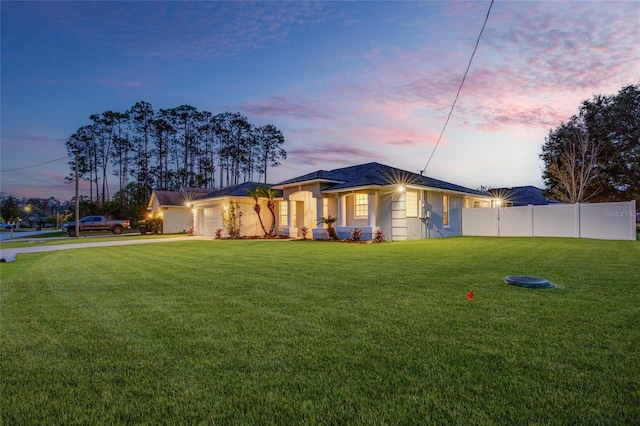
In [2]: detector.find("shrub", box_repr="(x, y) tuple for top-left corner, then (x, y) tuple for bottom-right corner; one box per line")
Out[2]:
(317, 215), (339, 240)
(214, 228), (223, 239)
(300, 226), (309, 239)
(373, 229), (385, 243)
(351, 227), (362, 241)
(222, 203), (242, 239)
(140, 216), (163, 234)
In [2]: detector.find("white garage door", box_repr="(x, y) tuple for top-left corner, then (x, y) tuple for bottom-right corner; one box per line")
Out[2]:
(203, 207), (224, 236)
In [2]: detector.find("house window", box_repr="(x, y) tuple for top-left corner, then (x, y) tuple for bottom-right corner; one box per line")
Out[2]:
(406, 191), (418, 217)
(355, 193), (368, 218)
(280, 201), (288, 226)
(443, 195), (449, 227)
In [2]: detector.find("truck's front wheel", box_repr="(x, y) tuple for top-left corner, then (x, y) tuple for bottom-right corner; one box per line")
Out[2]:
(112, 226), (123, 235)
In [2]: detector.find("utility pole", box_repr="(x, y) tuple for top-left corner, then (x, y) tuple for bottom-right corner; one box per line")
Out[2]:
(75, 152), (80, 238)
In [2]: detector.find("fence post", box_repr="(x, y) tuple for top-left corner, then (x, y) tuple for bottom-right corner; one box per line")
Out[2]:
(575, 203), (581, 238)
(631, 200), (637, 241)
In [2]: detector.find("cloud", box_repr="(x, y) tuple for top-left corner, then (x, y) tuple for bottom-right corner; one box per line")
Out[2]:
(242, 96), (336, 121)
(288, 144), (377, 167)
(320, 1), (640, 133)
(462, 104), (565, 132)
(2, 1), (336, 60)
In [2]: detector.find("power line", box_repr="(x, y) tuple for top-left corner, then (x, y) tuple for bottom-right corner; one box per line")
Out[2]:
(420, 0), (494, 175)
(0, 156), (70, 173)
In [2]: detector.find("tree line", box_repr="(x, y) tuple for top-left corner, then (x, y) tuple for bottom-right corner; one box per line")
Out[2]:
(65, 101), (286, 218)
(540, 84), (639, 204)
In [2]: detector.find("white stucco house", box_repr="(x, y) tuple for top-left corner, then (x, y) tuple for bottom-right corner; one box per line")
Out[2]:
(271, 162), (492, 240)
(150, 162), (492, 240)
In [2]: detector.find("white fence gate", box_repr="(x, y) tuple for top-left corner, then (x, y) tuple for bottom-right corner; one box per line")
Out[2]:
(462, 200), (637, 241)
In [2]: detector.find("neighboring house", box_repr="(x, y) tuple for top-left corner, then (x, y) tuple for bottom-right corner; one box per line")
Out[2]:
(191, 182), (283, 237)
(272, 162), (492, 240)
(147, 188), (210, 234)
(488, 186), (553, 207)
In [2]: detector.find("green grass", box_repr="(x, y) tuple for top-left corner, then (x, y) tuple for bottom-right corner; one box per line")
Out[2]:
(1, 237), (638, 424)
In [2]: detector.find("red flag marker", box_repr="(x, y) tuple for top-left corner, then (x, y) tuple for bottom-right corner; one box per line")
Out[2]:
(466, 290), (474, 301)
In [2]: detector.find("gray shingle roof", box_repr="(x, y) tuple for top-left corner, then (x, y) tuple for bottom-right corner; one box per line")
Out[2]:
(152, 183), (282, 207)
(275, 162), (486, 196)
(488, 186), (552, 206)
(201, 182), (282, 199)
(152, 189), (209, 206)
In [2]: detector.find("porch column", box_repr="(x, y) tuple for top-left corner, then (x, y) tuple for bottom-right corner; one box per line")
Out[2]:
(367, 192), (377, 227)
(312, 197), (327, 239)
(315, 197), (325, 227)
(287, 199), (293, 230)
(392, 191), (407, 241)
(337, 195), (346, 227)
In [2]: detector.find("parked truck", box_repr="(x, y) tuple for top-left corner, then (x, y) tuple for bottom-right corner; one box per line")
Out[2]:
(61, 216), (131, 237)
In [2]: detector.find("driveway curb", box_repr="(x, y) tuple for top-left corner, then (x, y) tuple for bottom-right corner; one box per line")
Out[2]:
(0, 236), (210, 263)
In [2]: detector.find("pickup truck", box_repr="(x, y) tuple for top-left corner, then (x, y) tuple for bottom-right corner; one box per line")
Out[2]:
(62, 216), (131, 237)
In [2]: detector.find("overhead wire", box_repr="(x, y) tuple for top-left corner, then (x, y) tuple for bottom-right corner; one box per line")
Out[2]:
(420, 0), (495, 175)
(0, 156), (70, 173)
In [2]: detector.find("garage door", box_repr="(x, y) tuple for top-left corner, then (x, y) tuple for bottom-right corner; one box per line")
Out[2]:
(203, 207), (223, 236)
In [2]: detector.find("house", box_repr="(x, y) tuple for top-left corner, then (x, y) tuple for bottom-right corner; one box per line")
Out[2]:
(271, 162), (492, 240)
(154, 162), (492, 240)
(487, 186), (552, 207)
(147, 188), (210, 233)
(190, 182), (283, 237)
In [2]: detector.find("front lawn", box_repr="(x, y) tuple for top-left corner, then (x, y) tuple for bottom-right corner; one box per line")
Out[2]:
(1, 237), (638, 424)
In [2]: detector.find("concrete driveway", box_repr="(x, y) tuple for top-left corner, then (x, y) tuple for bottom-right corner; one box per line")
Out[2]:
(0, 229), (60, 242)
(0, 235), (210, 263)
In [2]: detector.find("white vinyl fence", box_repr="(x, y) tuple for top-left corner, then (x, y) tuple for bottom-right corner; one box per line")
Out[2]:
(462, 200), (637, 241)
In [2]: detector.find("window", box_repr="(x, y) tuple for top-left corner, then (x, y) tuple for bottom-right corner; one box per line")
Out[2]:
(406, 191), (418, 217)
(280, 201), (288, 226)
(443, 195), (449, 227)
(354, 193), (368, 218)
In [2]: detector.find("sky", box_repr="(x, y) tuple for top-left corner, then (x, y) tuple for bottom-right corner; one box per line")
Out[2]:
(1, 0), (638, 202)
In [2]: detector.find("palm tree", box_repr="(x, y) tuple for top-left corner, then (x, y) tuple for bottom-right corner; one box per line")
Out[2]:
(258, 186), (279, 236)
(247, 186), (268, 236)
(317, 215), (338, 239)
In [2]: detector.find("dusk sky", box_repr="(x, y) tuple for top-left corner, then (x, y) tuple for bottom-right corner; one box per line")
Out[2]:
(1, 1), (638, 202)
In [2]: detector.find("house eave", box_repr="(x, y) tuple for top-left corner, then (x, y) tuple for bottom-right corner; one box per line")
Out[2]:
(405, 184), (491, 198)
(272, 178), (345, 189)
(321, 184), (384, 194)
(320, 183), (490, 198)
